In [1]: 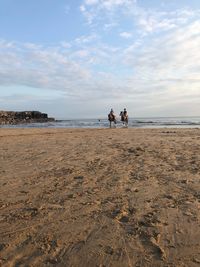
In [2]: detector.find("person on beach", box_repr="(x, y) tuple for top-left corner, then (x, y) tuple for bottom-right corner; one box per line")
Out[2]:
(109, 108), (116, 119)
(123, 108), (128, 118)
(120, 108), (128, 127)
(108, 108), (116, 127)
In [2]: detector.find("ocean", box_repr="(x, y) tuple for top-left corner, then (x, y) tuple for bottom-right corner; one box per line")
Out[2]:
(1, 117), (200, 128)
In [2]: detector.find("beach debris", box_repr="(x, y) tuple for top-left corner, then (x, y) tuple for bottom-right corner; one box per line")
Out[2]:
(0, 243), (7, 251)
(119, 216), (129, 223)
(180, 179), (189, 184)
(193, 258), (200, 263)
(67, 194), (74, 199)
(74, 175), (84, 180)
(183, 211), (193, 217)
(104, 245), (114, 255)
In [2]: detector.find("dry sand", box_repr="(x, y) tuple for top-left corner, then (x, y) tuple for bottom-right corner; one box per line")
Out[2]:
(0, 128), (200, 267)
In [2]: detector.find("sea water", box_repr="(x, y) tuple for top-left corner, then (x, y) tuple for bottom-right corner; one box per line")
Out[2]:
(1, 117), (200, 128)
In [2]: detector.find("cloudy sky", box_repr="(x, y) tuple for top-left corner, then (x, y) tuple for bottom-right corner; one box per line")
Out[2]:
(0, 0), (200, 119)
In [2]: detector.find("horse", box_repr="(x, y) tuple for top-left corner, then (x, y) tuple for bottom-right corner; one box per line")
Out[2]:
(108, 113), (117, 128)
(120, 111), (128, 127)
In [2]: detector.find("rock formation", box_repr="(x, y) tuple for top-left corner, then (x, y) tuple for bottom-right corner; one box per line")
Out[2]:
(0, 111), (55, 125)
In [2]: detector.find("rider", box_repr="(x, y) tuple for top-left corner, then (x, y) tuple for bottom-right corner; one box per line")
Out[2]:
(120, 108), (128, 126)
(123, 108), (128, 118)
(119, 111), (124, 121)
(108, 108), (116, 122)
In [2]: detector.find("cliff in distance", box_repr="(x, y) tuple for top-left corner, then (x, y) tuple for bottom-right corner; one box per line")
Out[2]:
(0, 110), (55, 125)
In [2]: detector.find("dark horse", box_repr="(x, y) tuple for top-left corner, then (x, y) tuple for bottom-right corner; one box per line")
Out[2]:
(120, 111), (128, 127)
(108, 113), (116, 128)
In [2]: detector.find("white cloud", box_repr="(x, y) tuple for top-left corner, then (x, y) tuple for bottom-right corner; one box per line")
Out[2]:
(1, 3), (200, 117)
(1, 17), (200, 104)
(80, 5), (86, 12)
(80, 0), (137, 25)
(80, 0), (200, 36)
(104, 22), (118, 30)
(0, 42), (92, 95)
(100, 0), (135, 9)
(122, 20), (200, 101)
(133, 7), (199, 34)
(0, 40), (15, 49)
(74, 34), (98, 45)
(120, 32), (132, 38)
(84, 0), (136, 8)
(64, 5), (70, 14)
(60, 41), (71, 49)
(85, 0), (99, 5)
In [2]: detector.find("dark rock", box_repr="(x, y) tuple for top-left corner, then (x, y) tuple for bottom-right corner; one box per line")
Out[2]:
(0, 110), (55, 125)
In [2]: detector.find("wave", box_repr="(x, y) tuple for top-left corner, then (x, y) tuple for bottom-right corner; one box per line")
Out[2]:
(1, 117), (200, 128)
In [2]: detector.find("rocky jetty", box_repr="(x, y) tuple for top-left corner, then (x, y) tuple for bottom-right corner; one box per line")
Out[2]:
(0, 110), (55, 125)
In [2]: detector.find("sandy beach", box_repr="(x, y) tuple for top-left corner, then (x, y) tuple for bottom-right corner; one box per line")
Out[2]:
(0, 128), (200, 267)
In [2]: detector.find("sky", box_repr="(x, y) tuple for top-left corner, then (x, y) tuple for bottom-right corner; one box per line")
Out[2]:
(0, 0), (200, 119)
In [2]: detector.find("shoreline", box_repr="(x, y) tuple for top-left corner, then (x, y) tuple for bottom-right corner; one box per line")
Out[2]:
(0, 128), (200, 266)
(1, 116), (200, 129)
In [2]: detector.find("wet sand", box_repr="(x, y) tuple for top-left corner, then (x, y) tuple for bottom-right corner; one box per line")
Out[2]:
(0, 128), (200, 267)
